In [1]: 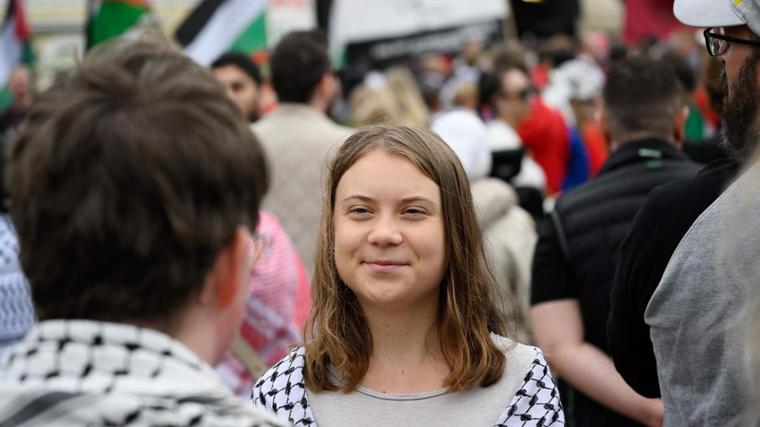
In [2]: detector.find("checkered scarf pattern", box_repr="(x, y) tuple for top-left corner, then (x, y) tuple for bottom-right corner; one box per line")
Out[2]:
(0, 215), (34, 345)
(0, 320), (286, 426)
(253, 346), (565, 426)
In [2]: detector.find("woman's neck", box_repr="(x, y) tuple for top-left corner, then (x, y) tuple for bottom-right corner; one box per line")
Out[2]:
(360, 304), (450, 393)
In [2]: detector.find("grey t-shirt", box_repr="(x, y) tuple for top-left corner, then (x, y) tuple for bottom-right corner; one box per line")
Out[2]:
(307, 336), (537, 427)
(645, 162), (760, 426)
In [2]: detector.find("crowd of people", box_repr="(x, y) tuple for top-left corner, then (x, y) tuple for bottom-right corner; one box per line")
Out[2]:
(0, 0), (759, 425)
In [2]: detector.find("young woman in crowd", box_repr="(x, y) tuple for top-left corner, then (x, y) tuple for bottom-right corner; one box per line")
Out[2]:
(253, 125), (563, 426)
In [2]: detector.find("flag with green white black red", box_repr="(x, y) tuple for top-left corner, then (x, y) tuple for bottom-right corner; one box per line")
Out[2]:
(174, 0), (268, 67)
(86, 0), (152, 49)
(0, 0), (31, 89)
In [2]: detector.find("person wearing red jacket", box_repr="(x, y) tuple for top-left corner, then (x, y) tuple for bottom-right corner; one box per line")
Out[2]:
(518, 99), (570, 194)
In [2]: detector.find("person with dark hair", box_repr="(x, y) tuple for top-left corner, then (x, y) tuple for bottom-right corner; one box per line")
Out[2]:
(530, 56), (700, 427)
(641, 1), (760, 425)
(253, 125), (563, 426)
(607, 55), (737, 404)
(253, 30), (351, 273)
(485, 66), (547, 193)
(0, 35), (284, 426)
(211, 51), (263, 122)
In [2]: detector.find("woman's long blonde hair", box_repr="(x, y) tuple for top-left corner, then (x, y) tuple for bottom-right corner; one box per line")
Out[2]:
(304, 125), (512, 392)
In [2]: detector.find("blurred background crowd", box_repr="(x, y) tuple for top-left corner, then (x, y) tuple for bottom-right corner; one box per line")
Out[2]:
(0, 1), (741, 426)
(0, 0), (729, 202)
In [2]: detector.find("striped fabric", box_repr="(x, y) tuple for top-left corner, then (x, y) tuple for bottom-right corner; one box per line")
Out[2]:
(174, 0), (267, 66)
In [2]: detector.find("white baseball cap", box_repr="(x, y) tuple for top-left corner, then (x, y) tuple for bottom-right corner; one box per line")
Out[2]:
(674, 0), (760, 36)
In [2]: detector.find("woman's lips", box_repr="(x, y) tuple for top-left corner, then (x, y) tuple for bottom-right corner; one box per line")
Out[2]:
(363, 260), (407, 273)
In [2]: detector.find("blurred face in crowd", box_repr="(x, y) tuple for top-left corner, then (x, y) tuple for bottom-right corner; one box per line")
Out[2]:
(496, 68), (533, 125)
(463, 39), (482, 66)
(9, 65), (32, 109)
(213, 64), (259, 122)
(9, 66), (30, 96)
(333, 149), (446, 314)
(719, 25), (760, 151)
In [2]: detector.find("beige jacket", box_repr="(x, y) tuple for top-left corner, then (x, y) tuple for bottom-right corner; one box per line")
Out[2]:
(471, 178), (537, 340)
(252, 104), (352, 273)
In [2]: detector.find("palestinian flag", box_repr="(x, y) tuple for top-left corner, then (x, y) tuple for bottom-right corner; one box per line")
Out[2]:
(174, 0), (268, 66)
(0, 0), (31, 90)
(87, 0), (152, 49)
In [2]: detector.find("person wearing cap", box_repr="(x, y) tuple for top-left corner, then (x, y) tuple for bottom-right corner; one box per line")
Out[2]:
(641, 1), (760, 425)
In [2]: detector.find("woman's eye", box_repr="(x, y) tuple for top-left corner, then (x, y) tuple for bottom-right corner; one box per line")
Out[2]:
(348, 207), (370, 215)
(403, 208), (426, 216)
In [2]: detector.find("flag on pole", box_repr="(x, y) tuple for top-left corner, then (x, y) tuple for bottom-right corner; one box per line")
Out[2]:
(174, 0), (269, 67)
(0, 0), (31, 90)
(87, 0), (152, 49)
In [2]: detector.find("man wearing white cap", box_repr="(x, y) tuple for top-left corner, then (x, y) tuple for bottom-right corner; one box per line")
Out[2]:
(644, 1), (760, 425)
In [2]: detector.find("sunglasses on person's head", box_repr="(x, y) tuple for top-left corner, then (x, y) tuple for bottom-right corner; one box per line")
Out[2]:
(502, 86), (534, 101)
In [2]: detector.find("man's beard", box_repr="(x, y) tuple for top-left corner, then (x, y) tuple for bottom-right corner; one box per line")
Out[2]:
(721, 53), (760, 156)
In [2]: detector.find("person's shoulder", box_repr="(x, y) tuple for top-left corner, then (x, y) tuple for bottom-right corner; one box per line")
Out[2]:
(254, 347), (306, 392)
(638, 159), (739, 230)
(491, 335), (543, 372)
(490, 335), (565, 426)
(252, 347), (314, 426)
(653, 158), (738, 199)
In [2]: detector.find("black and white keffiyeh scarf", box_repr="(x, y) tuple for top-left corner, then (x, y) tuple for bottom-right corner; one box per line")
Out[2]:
(0, 215), (34, 348)
(253, 346), (565, 427)
(0, 320), (285, 426)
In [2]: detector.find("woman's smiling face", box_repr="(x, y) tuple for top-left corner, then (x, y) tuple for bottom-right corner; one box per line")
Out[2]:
(333, 149), (447, 312)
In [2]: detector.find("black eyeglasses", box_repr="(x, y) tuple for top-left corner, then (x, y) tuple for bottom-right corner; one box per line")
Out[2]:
(704, 27), (760, 56)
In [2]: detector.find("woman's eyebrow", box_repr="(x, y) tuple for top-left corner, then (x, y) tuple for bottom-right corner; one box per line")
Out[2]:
(340, 194), (373, 204)
(400, 196), (436, 205)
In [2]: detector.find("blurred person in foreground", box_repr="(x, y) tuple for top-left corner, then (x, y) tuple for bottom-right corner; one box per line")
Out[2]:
(641, 0), (760, 425)
(211, 52), (311, 397)
(531, 56), (700, 427)
(211, 52), (263, 123)
(253, 30), (351, 274)
(0, 36), (284, 426)
(254, 125), (563, 426)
